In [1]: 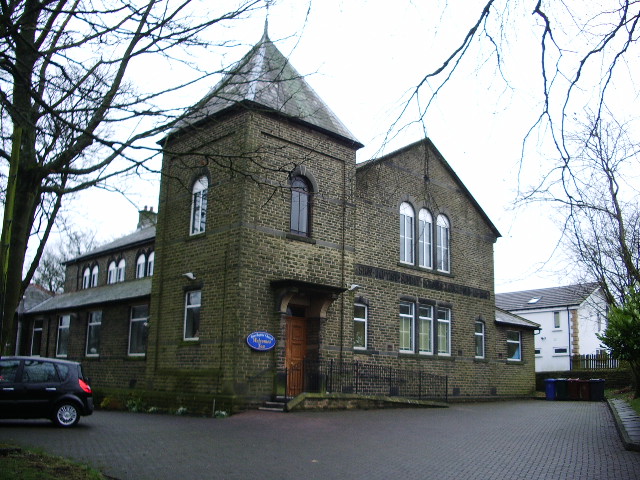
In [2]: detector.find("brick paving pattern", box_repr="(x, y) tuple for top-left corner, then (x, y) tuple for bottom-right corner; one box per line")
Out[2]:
(1, 400), (639, 480)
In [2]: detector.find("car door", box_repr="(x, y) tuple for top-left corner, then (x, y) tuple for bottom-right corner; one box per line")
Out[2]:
(19, 359), (63, 417)
(0, 359), (24, 418)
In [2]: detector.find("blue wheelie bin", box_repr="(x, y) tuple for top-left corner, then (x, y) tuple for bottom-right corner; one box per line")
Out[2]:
(544, 378), (557, 400)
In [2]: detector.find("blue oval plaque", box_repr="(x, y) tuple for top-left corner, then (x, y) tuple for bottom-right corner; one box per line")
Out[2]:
(246, 331), (277, 351)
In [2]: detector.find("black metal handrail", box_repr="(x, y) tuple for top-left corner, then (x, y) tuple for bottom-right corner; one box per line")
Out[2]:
(284, 359), (448, 402)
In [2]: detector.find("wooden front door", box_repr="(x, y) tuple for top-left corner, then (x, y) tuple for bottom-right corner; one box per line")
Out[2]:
(285, 316), (306, 397)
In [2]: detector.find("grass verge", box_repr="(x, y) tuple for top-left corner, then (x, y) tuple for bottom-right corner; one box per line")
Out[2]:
(0, 445), (108, 480)
(606, 388), (640, 415)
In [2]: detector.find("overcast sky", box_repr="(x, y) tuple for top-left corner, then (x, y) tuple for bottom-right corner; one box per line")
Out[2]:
(66, 0), (617, 293)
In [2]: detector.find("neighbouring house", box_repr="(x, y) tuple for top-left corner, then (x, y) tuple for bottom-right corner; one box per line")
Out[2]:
(496, 283), (608, 372)
(18, 29), (539, 410)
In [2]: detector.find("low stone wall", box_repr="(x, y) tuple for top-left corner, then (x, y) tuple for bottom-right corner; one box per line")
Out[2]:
(535, 368), (631, 391)
(287, 393), (448, 411)
(93, 387), (239, 416)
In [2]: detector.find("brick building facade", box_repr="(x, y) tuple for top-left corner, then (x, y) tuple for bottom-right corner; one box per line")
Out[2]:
(21, 30), (538, 410)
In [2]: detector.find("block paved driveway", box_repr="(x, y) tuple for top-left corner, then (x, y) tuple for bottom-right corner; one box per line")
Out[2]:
(1, 400), (639, 480)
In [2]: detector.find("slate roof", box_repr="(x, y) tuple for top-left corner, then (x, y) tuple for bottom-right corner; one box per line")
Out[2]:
(67, 226), (156, 264)
(495, 283), (600, 312)
(18, 285), (54, 314)
(168, 29), (362, 148)
(495, 308), (540, 330)
(27, 278), (152, 314)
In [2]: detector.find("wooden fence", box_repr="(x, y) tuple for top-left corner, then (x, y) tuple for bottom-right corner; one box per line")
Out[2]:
(571, 354), (619, 370)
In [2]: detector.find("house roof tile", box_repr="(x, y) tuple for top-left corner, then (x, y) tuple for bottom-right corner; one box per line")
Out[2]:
(27, 278), (152, 313)
(495, 283), (599, 311)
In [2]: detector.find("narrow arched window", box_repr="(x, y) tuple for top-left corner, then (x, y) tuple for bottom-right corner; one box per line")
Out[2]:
(475, 320), (485, 358)
(107, 261), (117, 284)
(436, 214), (450, 273)
(117, 259), (126, 282)
(418, 209), (433, 268)
(91, 265), (99, 287)
(136, 254), (146, 278)
(147, 251), (155, 276)
(290, 176), (312, 236)
(82, 267), (91, 289)
(399, 202), (415, 264)
(190, 176), (208, 235)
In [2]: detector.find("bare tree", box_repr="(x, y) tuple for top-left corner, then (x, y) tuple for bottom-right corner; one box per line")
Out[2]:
(393, 1), (640, 165)
(522, 114), (640, 306)
(0, 0), (265, 353)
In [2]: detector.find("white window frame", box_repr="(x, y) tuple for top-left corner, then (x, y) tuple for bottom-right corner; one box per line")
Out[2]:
(136, 254), (147, 278)
(31, 319), (43, 356)
(129, 305), (149, 356)
(147, 251), (155, 276)
(85, 311), (102, 357)
(107, 261), (117, 284)
(400, 202), (415, 264)
(190, 176), (208, 235)
(117, 258), (126, 282)
(353, 303), (368, 350)
(399, 302), (415, 353)
(82, 267), (91, 289)
(553, 311), (561, 329)
(91, 265), (99, 287)
(475, 320), (485, 358)
(56, 314), (71, 358)
(436, 214), (450, 273)
(184, 290), (201, 341)
(418, 304), (433, 354)
(507, 330), (522, 361)
(437, 307), (451, 356)
(290, 176), (312, 236)
(418, 209), (433, 268)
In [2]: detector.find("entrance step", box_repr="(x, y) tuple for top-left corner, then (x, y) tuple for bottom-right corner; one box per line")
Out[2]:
(259, 400), (287, 412)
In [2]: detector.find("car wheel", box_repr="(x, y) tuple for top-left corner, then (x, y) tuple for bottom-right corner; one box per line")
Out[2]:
(52, 402), (80, 427)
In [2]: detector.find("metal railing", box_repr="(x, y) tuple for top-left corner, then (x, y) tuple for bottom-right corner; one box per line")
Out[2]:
(283, 359), (448, 402)
(571, 354), (619, 370)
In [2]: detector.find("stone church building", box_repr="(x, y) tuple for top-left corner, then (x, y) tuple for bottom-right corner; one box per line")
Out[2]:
(22, 30), (539, 411)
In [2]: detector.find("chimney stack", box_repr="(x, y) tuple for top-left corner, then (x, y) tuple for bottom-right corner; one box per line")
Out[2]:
(137, 206), (157, 230)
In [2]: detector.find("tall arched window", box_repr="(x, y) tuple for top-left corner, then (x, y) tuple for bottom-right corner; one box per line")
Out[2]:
(399, 202), (415, 264)
(147, 251), (155, 276)
(136, 254), (146, 278)
(117, 259), (126, 282)
(418, 208), (433, 268)
(107, 261), (117, 284)
(82, 267), (91, 289)
(436, 214), (450, 273)
(91, 265), (99, 287)
(290, 176), (312, 236)
(190, 176), (208, 235)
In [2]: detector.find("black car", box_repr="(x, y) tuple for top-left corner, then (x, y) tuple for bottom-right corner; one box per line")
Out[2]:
(0, 356), (94, 427)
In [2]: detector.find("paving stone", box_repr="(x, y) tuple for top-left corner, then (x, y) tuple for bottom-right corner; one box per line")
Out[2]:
(1, 400), (639, 480)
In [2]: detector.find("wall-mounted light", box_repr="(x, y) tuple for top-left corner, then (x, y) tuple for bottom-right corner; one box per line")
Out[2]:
(347, 284), (361, 291)
(182, 272), (196, 280)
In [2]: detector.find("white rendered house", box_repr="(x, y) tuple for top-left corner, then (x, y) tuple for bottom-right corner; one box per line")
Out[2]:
(496, 284), (608, 372)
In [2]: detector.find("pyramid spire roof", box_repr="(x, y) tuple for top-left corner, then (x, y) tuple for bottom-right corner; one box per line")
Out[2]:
(170, 30), (362, 148)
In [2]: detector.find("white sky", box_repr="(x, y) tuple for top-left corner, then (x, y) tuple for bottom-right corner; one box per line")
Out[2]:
(65, 0), (628, 293)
